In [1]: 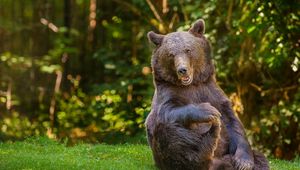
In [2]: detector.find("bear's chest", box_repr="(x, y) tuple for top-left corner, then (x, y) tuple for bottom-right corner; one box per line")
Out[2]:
(175, 85), (222, 106)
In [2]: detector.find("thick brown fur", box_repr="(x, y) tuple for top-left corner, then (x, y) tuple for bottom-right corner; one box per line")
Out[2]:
(152, 103), (222, 170)
(151, 104), (269, 170)
(145, 19), (269, 170)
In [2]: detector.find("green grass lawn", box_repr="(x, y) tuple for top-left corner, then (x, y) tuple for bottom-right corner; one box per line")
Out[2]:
(0, 137), (299, 170)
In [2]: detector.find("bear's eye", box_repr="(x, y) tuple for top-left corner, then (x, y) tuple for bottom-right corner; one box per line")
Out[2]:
(185, 49), (191, 54)
(168, 53), (174, 57)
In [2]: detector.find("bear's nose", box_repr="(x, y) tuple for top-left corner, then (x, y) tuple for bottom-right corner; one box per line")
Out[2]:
(178, 68), (187, 75)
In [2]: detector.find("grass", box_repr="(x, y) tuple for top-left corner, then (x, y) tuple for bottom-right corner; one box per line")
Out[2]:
(269, 158), (300, 170)
(0, 137), (299, 170)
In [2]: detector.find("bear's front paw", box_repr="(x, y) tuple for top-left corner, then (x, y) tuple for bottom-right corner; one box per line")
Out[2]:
(197, 102), (221, 121)
(233, 149), (254, 170)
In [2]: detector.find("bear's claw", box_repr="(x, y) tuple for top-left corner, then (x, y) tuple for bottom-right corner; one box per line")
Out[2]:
(233, 155), (254, 170)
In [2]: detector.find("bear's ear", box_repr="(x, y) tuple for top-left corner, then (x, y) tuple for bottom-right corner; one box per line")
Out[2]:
(147, 31), (164, 46)
(188, 19), (205, 37)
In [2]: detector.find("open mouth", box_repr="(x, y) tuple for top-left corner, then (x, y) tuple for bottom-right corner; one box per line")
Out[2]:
(180, 75), (193, 85)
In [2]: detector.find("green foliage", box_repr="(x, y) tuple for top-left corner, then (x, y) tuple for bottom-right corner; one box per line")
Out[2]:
(52, 72), (151, 142)
(0, 112), (42, 139)
(249, 90), (300, 157)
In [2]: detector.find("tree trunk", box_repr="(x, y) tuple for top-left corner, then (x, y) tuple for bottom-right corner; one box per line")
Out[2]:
(61, 0), (71, 91)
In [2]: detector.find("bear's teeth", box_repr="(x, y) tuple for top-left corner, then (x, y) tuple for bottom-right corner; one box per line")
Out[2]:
(181, 76), (190, 81)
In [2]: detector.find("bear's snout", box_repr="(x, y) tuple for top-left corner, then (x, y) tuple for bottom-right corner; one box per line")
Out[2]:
(174, 55), (191, 74)
(177, 67), (187, 75)
(174, 55), (193, 85)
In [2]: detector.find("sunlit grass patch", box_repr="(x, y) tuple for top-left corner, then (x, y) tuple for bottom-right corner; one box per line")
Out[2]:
(0, 137), (299, 170)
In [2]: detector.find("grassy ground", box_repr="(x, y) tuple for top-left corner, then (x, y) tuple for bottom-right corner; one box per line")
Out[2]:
(0, 137), (299, 170)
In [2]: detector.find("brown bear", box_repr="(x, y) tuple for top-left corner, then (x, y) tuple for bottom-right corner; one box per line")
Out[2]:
(145, 19), (269, 170)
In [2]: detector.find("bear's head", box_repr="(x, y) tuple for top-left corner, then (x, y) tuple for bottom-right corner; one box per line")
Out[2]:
(148, 19), (214, 86)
